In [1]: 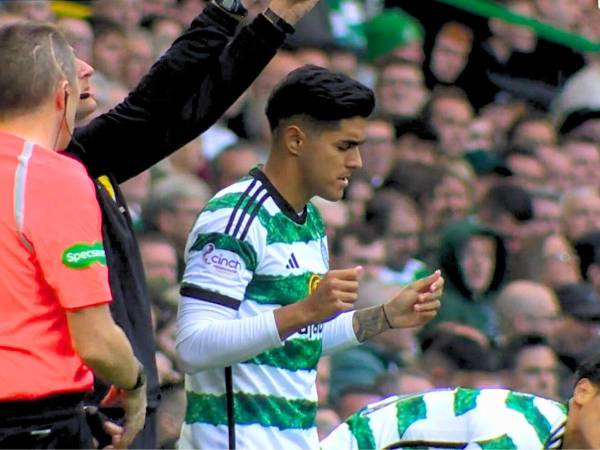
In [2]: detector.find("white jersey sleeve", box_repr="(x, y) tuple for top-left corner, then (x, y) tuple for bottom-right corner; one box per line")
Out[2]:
(181, 205), (259, 307)
(176, 296), (281, 372)
(177, 183), (284, 372)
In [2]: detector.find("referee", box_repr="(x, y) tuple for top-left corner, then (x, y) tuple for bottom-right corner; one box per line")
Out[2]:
(0, 22), (146, 449)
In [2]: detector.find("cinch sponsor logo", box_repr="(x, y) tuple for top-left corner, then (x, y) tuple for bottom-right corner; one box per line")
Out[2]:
(202, 243), (241, 274)
(61, 242), (106, 269)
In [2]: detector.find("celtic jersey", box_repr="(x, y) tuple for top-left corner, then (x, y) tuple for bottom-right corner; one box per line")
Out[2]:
(320, 388), (567, 450)
(179, 167), (333, 449)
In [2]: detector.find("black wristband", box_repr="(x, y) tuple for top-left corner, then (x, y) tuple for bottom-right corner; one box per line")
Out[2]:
(127, 364), (146, 391)
(262, 8), (294, 35)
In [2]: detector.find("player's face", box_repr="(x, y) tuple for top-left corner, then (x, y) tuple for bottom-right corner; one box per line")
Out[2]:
(74, 57), (97, 121)
(301, 116), (366, 202)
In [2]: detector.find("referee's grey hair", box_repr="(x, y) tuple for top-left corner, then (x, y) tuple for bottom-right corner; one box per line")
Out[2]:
(0, 21), (76, 119)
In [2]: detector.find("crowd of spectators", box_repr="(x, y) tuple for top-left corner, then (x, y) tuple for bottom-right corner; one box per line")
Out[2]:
(3, 0), (600, 446)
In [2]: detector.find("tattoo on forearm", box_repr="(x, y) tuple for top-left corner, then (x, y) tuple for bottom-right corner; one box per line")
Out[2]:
(352, 305), (391, 343)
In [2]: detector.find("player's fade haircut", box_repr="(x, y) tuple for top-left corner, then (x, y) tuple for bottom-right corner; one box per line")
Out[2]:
(575, 353), (600, 387)
(265, 64), (375, 133)
(0, 21), (76, 120)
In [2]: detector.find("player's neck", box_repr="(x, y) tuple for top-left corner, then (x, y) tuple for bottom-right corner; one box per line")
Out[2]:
(262, 158), (310, 212)
(562, 408), (583, 450)
(562, 430), (583, 449)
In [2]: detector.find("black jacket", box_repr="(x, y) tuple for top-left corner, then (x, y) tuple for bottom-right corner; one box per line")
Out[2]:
(62, 4), (288, 409)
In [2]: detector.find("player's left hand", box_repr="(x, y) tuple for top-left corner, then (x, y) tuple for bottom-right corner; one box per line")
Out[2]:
(382, 270), (443, 328)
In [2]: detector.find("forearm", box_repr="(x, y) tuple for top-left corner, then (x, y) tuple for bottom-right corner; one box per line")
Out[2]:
(321, 311), (359, 356)
(272, 300), (321, 340)
(176, 297), (282, 372)
(79, 324), (140, 389)
(352, 305), (391, 343)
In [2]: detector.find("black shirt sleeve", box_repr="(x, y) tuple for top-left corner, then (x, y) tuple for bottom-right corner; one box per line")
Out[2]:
(68, 4), (287, 183)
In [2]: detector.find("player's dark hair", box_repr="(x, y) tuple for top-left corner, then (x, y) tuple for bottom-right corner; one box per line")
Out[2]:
(575, 353), (600, 387)
(265, 64), (375, 132)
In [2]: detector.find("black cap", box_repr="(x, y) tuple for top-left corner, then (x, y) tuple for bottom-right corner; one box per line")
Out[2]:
(555, 283), (600, 321)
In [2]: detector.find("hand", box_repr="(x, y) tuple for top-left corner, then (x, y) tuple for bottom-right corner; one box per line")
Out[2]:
(85, 405), (121, 449)
(383, 270), (443, 329)
(102, 421), (124, 449)
(156, 351), (183, 385)
(268, 0), (320, 25)
(302, 266), (362, 324)
(100, 383), (147, 449)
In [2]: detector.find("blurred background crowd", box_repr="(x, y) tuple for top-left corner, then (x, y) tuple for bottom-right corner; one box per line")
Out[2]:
(3, 0), (600, 447)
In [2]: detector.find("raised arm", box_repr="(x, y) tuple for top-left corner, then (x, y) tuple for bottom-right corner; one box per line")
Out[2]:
(70, 0), (320, 183)
(68, 2), (242, 180)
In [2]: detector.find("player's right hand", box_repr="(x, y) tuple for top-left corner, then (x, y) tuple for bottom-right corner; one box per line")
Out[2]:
(304, 266), (362, 323)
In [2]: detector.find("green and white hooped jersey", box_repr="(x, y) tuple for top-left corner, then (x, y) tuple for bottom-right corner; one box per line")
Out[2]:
(320, 388), (567, 450)
(180, 168), (329, 449)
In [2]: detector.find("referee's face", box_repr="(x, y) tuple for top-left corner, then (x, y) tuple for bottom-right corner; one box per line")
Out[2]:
(301, 116), (366, 202)
(74, 57), (97, 122)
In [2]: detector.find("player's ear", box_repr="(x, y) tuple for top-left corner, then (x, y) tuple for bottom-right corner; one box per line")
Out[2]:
(283, 125), (306, 157)
(573, 378), (597, 407)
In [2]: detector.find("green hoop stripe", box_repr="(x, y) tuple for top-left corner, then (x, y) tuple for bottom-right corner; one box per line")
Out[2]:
(244, 338), (322, 371)
(185, 391), (317, 430)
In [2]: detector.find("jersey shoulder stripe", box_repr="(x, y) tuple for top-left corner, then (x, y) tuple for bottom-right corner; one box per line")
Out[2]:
(239, 190), (270, 241)
(225, 178), (266, 239)
(203, 190), (326, 245)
